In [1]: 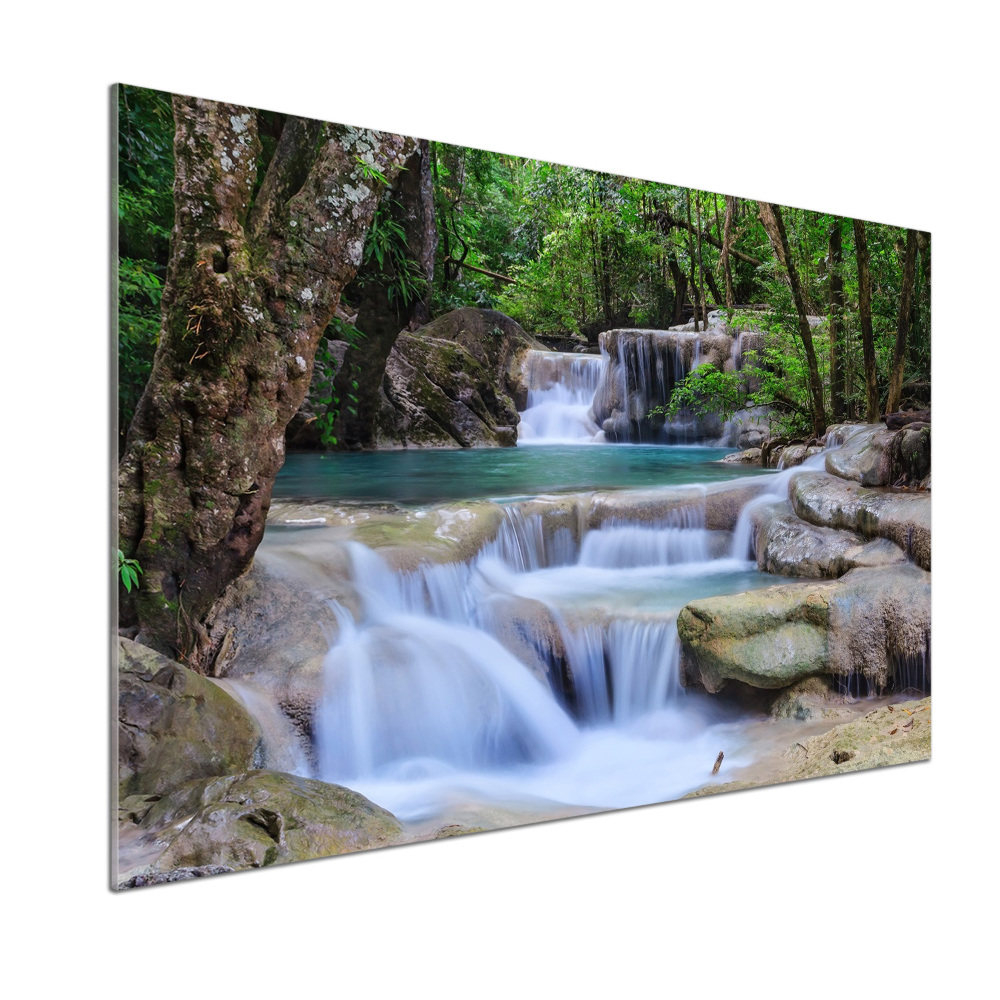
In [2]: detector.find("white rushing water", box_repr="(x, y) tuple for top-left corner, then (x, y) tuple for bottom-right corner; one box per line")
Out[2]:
(517, 351), (607, 443)
(310, 498), (771, 821)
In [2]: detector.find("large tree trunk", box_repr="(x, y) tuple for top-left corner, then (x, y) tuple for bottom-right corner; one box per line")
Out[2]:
(828, 219), (846, 421)
(722, 195), (735, 311)
(886, 228), (918, 414)
(852, 219), (879, 422)
(765, 203), (827, 437)
(118, 96), (417, 666)
(330, 140), (437, 449)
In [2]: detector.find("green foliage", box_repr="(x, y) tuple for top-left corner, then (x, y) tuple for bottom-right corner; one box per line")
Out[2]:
(117, 85), (174, 442)
(359, 197), (427, 310)
(311, 317), (368, 448)
(118, 549), (143, 593)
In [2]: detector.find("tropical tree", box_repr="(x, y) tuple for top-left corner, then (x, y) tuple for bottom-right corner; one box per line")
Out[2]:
(118, 92), (416, 667)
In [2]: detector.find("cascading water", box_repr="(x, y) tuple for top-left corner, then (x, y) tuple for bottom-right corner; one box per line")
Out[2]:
(256, 347), (922, 828)
(310, 493), (783, 820)
(730, 451), (828, 560)
(517, 351), (607, 443)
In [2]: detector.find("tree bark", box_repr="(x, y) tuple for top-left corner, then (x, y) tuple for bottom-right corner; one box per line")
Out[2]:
(828, 219), (846, 421)
(852, 219), (880, 422)
(766, 203), (827, 437)
(656, 208), (763, 266)
(886, 228), (918, 414)
(667, 253), (688, 325)
(722, 195), (735, 311)
(118, 97), (417, 666)
(759, 201), (818, 315)
(695, 191), (707, 325)
(686, 190), (699, 330)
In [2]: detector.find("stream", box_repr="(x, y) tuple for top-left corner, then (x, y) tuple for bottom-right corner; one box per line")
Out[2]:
(256, 346), (846, 824)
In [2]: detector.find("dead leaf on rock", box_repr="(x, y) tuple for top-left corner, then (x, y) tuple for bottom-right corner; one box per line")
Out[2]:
(889, 728), (898, 735)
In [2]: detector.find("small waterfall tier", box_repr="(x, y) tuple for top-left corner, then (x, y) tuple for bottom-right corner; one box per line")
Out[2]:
(517, 351), (607, 443)
(590, 327), (733, 443)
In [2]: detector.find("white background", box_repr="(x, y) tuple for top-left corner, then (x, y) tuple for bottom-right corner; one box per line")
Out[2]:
(3, 2), (995, 996)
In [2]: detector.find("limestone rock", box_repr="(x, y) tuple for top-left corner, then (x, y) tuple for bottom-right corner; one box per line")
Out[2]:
(677, 581), (835, 692)
(751, 500), (906, 579)
(769, 677), (851, 721)
(790, 470), (931, 570)
(591, 326), (733, 442)
(823, 422), (931, 487)
(777, 444), (823, 469)
(677, 563), (931, 694)
(117, 639), (261, 798)
(721, 448), (762, 465)
(141, 770), (402, 873)
(375, 331), (519, 448)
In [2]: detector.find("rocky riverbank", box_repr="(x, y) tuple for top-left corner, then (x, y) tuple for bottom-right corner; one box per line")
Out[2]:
(116, 423), (931, 887)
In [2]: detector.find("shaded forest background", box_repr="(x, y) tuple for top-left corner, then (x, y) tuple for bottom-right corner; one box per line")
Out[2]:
(119, 84), (930, 451)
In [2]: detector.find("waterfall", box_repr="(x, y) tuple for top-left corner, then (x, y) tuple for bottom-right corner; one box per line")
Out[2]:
(211, 677), (311, 775)
(730, 452), (827, 559)
(517, 351), (607, 443)
(307, 486), (760, 817)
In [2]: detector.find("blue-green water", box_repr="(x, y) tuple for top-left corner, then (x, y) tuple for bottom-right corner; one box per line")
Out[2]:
(275, 444), (772, 505)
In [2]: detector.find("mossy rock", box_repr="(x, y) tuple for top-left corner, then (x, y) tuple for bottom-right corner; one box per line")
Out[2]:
(141, 770), (403, 873)
(117, 638), (261, 798)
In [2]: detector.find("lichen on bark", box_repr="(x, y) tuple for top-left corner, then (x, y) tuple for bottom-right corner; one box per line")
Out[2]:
(119, 96), (418, 667)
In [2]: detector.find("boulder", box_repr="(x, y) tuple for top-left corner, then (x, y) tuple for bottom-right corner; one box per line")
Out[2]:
(200, 557), (342, 742)
(827, 565), (931, 690)
(751, 500), (906, 579)
(790, 471), (931, 570)
(117, 639), (262, 798)
(769, 676), (852, 721)
(138, 770), (402, 874)
(777, 444), (823, 469)
(375, 330), (519, 448)
(677, 563), (931, 694)
(721, 448), (762, 465)
(824, 422), (931, 487)
(677, 581), (835, 693)
(411, 307), (547, 410)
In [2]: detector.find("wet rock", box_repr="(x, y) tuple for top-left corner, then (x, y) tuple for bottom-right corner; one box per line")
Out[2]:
(769, 677), (851, 721)
(703, 479), (774, 531)
(823, 422), (931, 487)
(118, 865), (235, 889)
(678, 563), (931, 694)
(202, 558), (342, 741)
(585, 479), (772, 532)
(790, 471), (931, 570)
(751, 500), (906, 579)
(721, 448), (762, 465)
(117, 639), (261, 798)
(777, 444), (823, 469)
(827, 564), (931, 690)
(140, 770), (402, 873)
(375, 331), (520, 448)
(677, 581), (835, 693)
(591, 326), (733, 442)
